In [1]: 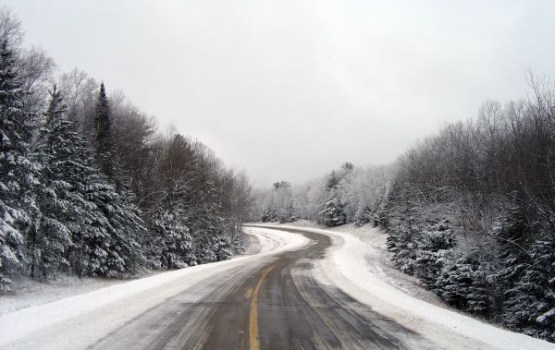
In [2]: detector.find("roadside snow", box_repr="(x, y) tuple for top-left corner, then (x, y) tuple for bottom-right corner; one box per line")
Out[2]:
(0, 276), (122, 317)
(0, 227), (309, 347)
(261, 223), (555, 350)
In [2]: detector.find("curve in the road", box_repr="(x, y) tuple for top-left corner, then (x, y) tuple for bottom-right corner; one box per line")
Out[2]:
(88, 226), (435, 350)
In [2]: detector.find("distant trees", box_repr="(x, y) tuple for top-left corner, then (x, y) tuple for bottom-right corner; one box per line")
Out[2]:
(0, 9), (253, 292)
(260, 181), (297, 223)
(255, 162), (390, 227)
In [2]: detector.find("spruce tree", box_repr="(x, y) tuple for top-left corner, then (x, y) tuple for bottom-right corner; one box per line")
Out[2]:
(318, 194), (347, 227)
(32, 86), (146, 278)
(94, 83), (113, 177)
(435, 254), (475, 309)
(188, 197), (230, 263)
(30, 86), (111, 278)
(0, 39), (39, 290)
(502, 238), (555, 341)
(30, 87), (74, 278)
(150, 206), (195, 269)
(84, 169), (146, 277)
(144, 134), (192, 267)
(33, 87), (148, 279)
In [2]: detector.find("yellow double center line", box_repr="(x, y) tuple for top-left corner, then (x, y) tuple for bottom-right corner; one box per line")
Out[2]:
(248, 264), (275, 350)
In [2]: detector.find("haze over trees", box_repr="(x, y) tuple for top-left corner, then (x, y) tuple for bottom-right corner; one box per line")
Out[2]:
(0, 9), (253, 291)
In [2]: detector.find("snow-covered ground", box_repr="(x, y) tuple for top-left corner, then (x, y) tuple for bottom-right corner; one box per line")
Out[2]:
(0, 227), (294, 317)
(1, 223), (553, 349)
(0, 228), (309, 348)
(0, 276), (123, 317)
(259, 222), (555, 350)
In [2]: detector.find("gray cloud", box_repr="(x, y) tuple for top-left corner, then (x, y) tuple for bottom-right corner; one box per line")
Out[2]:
(6, 0), (555, 187)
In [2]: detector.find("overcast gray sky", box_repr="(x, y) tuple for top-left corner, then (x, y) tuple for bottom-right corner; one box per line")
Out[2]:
(5, 0), (555, 187)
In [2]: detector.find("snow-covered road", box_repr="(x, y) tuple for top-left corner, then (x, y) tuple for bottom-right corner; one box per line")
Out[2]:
(0, 224), (553, 349)
(0, 228), (308, 349)
(268, 224), (555, 350)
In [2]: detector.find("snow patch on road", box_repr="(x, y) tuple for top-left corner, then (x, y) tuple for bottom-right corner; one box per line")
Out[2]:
(0, 227), (309, 347)
(264, 223), (555, 350)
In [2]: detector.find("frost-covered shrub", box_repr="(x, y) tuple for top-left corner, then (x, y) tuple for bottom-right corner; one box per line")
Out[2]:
(501, 238), (555, 342)
(319, 197), (347, 227)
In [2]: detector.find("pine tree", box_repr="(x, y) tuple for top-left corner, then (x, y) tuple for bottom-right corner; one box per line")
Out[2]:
(28, 86), (110, 278)
(326, 170), (340, 191)
(42, 103), (111, 278)
(354, 204), (372, 226)
(494, 208), (539, 330)
(0, 39), (39, 290)
(261, 205), (277, 222)
(29, 87), (74, 279)
(149, 207), (195, 269)
(435, 254), (475, 309)
(318, 193), (347, 227)
(530, 239), (555, 341)
(84, 170), (146, 277)
(146, 164), (196, 270)
(94, 83), (113, 178)
(31, 87), (145, 278)
(502, 238), (555, 341)
(189, 204), (230, 263)
(414, 227), (454, 289)
(384, 184), (422, 274)
(435, 250), (498, 317)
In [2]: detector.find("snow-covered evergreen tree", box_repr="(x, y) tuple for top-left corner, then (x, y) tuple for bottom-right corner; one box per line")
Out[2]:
(261, 205), (277, 222)
(318, 170), (347, 227)
(384, 184), (421, 274)
(29, 87), (74, 279)
(149, 208), (194, 269)
(0, 39), (39, 290)
(414, 226), (455, 289)
(0, 11), (254, 291)
(94, 83), (113, 178)
(502, 236), (555, 341)
(85, 171), (146, 277)
(187, 186), (232, 264)
(435, 254), (477, 310)
(527, 239), (555, 341)
(35, 94), (112, 278)
(318, 194), (347, 227)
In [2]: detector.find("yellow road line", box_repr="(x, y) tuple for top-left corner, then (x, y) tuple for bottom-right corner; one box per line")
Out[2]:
(249, 264), (275, 350)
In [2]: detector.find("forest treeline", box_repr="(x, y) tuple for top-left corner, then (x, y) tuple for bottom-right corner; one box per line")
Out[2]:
(0, 9), (252, 292)
(256, 85), (555, 341)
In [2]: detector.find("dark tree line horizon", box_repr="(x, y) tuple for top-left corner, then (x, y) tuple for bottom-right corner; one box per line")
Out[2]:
(0, 8), (253, 292)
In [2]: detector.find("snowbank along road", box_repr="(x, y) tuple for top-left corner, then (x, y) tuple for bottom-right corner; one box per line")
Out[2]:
(1, 224), (553, 349)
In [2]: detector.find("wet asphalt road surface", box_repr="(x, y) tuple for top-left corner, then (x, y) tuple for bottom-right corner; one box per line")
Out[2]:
(88, 226), (435, 350)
